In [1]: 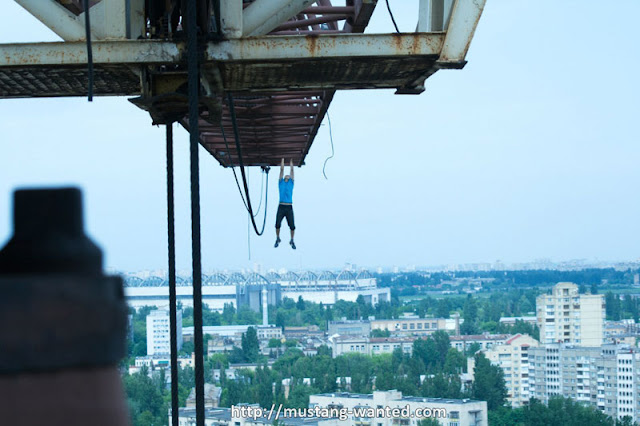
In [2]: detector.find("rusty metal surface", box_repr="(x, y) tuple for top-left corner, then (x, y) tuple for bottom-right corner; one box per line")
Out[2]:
(0, 65), (140, 98)
(220, 55), (439, 92)
(56, 0), (102, 15)
(184, 90), (334, 167)
(0, 34), (443, 67)
(0, 1), (484, 167)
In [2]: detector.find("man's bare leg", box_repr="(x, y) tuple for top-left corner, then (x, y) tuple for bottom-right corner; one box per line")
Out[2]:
(290, 229), (296, 249)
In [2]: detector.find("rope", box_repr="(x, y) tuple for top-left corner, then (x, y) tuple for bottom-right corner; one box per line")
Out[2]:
(322, 111), (335, 180)
(221, 124), (267, 219)
(385, 0), (400, 33)
(185, 0), (205, 424)
(166, 124), (179, 426)
(226, 93), (269, 236)
(83, 0), (94, 101)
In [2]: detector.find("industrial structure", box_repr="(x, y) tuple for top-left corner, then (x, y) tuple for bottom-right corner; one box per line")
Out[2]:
(1, 0), (485, 166)
(124, 269), (389, 310)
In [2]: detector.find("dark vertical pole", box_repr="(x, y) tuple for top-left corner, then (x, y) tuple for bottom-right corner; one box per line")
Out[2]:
(166, 124), (179, 426)
(186, 0), (205, 425)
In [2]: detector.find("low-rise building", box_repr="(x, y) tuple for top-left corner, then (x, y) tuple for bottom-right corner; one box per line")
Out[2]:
(183, 324), (281, 342)
(450, 334), (511, 352)
(310, 390), (488, 426)
(284, 325), (324, 339)
(330, 336), (414, 358)
(328, 319), (371, 337)
(370, 317), (452, 336)
(185, 384), (222, 409)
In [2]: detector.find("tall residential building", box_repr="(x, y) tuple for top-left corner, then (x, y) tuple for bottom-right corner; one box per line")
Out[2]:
(482, 334), (539, 407)
(536, 282), (605, 346)
(528, 344), (640, 422)
(146, 309), (182, 356)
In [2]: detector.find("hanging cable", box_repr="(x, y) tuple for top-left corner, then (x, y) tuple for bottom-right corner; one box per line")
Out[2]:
(385, 0), (401, 33)
(165, 124), (179, 426)
(83, 0), (94, 101)
(247, 171), (251, 261)
(253, 169), (266, 216)
(226, 93), (270, 236)
(322, 111), (335, 180)
(185, 0), (204, 424)
(220, 124), (268, 220)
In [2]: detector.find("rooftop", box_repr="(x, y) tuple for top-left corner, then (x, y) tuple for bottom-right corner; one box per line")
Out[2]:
(313, 390), (482, 405)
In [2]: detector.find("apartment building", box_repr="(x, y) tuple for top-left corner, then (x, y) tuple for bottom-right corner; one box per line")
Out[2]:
(146, 309), (182, 356)
(536, 282), (605, 346)
(528, 344), (640, 422)
(482, 334), (539, 407)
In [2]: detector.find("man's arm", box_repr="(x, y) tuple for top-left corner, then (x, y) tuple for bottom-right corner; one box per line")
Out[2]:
(289, 159), (294, 180)
(279, 158), (284, 180)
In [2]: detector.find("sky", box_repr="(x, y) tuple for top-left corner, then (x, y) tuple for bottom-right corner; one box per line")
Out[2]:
(1, 1), (639, 273)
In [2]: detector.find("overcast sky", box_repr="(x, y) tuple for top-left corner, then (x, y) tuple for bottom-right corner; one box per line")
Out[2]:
(1, 1), (638, 273)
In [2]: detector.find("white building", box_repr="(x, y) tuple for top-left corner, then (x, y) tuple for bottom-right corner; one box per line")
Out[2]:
(482, 334), (539, 407)
(528, 344), (640, 422)
(146, 309), (182, 356)
(309, 390), (488, 426)
(330, 336), (414, 358)
(182, 324), (281, 341)
(370, 316), (456, 336)
(536, 282), (605, 346)
(450, 334), (511, 352)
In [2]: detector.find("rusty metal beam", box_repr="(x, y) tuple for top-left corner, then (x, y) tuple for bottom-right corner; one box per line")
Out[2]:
(0, 33), (444, 67)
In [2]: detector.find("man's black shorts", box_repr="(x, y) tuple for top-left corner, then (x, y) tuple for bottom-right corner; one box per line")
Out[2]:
(275, 204), (295, 230)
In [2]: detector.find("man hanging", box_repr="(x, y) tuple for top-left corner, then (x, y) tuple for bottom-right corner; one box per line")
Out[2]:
(274, 158), (296, 250)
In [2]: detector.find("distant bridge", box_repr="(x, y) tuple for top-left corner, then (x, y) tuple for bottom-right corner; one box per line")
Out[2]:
(124, 269), (375, 289)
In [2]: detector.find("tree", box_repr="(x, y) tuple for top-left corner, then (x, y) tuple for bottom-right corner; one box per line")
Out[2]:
(371, 329), (391, 338)
(443, 347), (465, 374)
(431, 331), (451, 367)
(222, 303), (236, 324)
(241, 327), (260, 362)
(465, 342), (482, 356)
(461, 295), (478, 335)
(275, 311), (286, 330)
(296, 296), (306, 311)
(605, 292), (622, 321)
(123, 370), (167, 426)
(268, 338), (281, 348)
(472, 352), (507, 410)
(435, 299), (450, 319)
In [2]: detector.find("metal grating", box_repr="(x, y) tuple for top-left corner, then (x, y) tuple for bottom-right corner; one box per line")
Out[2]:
(0, 65), (140, 98)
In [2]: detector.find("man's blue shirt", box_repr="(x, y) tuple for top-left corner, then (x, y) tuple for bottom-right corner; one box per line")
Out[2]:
(279, 178), (294, 204)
